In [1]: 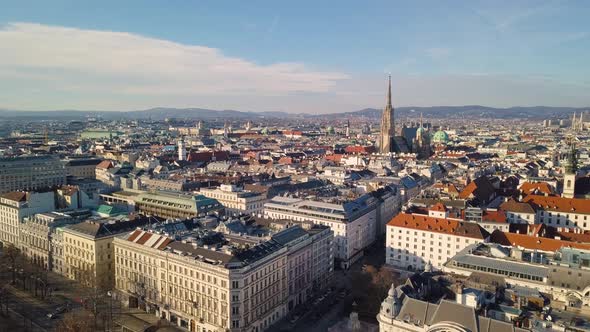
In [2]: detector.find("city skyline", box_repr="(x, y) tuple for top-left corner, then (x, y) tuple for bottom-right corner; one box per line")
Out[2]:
(1, 0), (590, 113)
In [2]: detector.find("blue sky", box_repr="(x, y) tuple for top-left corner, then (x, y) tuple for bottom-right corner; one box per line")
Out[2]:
(0, 0), (589, 112)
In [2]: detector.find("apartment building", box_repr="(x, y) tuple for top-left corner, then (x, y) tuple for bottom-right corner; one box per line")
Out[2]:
(199, 184), (267, 216)
(0, 155), (67, 194)
(62, 216), (151, 290)
(19, 212), (77, 270)
(385, 211), (489, 272)
(113, 224), (333, 332)
(371, 185), (402, 236)
(0, 190), (55, 246)
(63, 158), (103, 179)
(264, 195), (377, 268)
(135, 191), (223, 220)
(271, 225), (333, 310)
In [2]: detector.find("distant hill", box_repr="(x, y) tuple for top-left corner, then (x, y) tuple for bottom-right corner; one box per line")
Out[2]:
(0, 108), (293, 120)
(311, 106), (589, 120)
(0, 105), (586, 120)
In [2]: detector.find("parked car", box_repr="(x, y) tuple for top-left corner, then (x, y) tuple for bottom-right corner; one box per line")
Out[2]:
(47, 305), (67, 319)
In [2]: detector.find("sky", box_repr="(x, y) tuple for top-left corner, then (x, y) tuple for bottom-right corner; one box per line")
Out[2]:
(0, 0), (589, 113)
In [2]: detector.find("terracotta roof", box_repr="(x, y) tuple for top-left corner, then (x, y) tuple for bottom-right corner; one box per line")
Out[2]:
(519, 182), (555, 196)
(325, 154), (343, 162)
(278, 157), (293, 165)
(344, 145), (376, 154)
(429, 202), (447, 212)
(490, 230), (590, 252)
(481, 210), (507, 223)
(96, 160), (114, 169)
(387, 213), (489, 239)
(523, 195), (590, 215)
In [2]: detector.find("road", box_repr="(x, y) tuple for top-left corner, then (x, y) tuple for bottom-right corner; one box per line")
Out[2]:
(271, 238), (387, 331)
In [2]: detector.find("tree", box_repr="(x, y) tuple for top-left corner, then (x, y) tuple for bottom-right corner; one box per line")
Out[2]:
(73, 267), (109, 331)
(2, 244), (20, 284)
(349, 265), (400, 318)
(56, 312), (91, 332)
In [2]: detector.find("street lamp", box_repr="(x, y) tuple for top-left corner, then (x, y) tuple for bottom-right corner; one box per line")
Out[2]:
(106, 290), (115, 332)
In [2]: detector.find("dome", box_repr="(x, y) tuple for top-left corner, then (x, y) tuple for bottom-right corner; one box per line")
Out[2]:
(416, 126), (426, 135)
(261, 127), (269, 135)
(432, 130), (449, 143)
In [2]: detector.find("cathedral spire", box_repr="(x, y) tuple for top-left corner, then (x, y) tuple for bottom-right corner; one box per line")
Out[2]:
(386, 75), (392, 108)
(379, 76), (396, 154)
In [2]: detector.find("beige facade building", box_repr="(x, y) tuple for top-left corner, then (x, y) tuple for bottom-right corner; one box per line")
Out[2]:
(62, 217), (151, 290)
(114, 224), (333, 332)
(200, 184), (267, 216)
(63, 158), (103, 179)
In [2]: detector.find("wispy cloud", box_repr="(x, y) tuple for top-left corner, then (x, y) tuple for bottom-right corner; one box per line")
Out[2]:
(473, 2), (558, 32)
(0, 22), (347, 98)
(266, 15), (280, 36)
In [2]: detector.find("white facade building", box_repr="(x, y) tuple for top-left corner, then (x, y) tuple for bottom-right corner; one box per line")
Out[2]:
(264, 195), (378, 268)
(385, 212), (489, 272)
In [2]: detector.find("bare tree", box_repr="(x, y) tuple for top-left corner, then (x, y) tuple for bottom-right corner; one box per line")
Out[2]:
(350, 265), (400, 317)
(2, 244), (20, 284)
(56, 311), (92, 332)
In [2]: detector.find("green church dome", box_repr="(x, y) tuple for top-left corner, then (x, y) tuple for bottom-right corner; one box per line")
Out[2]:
(432, 130), (449, 143)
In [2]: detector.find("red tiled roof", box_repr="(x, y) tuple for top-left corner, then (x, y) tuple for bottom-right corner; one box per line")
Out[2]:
(1, 191), (28, 202)
(278, 157), (293, 165)
(344, 145), (376, 154)
(96, 160), (114, 169)
(458, 181), (477, 199)
(523, 195), (590, 214)
(325, 154), (343, 162)
(387, 213), (489, 239)
(430, 202), (447, 212)
(490, 230), (590, 252)
(519, 182), (555, 196)
(482, 210), (507, 223)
